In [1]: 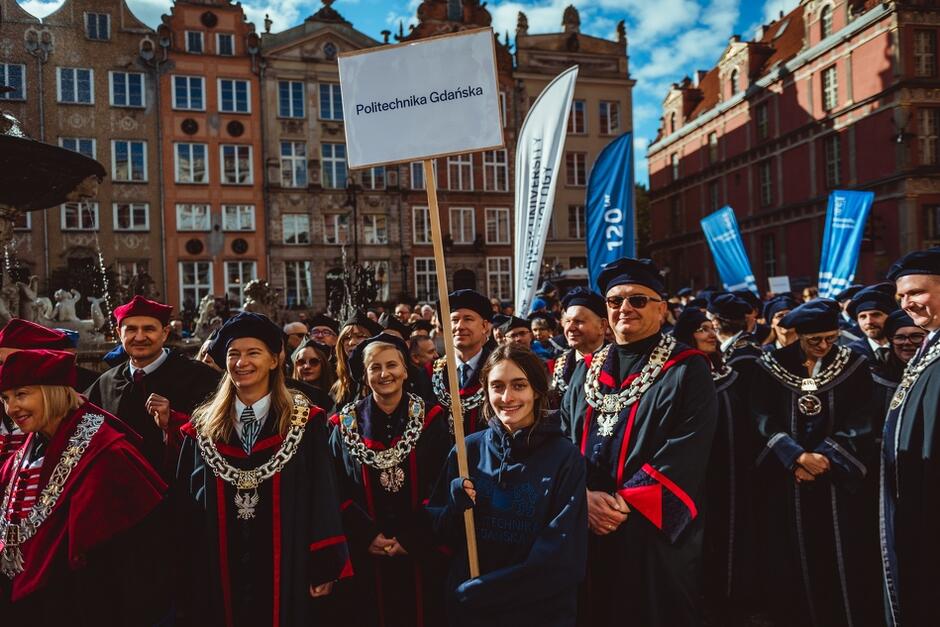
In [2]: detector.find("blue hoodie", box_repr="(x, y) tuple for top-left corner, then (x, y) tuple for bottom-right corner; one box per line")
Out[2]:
(426, 411), (587, 627)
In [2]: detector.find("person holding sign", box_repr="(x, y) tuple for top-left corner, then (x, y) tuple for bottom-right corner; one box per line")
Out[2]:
(426, 343), (587, 627)
(560, 257), (717, 627)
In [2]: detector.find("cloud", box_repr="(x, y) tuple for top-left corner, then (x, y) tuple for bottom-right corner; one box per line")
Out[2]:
(762, 0), (800, 23)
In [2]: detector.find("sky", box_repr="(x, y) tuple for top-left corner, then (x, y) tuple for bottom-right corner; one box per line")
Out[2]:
(18, 0), (801, 183)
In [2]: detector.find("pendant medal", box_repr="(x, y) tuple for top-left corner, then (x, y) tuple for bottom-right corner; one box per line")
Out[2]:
(0, 526), (24, 577)
(597, 413), (619, 437)
(798, 393), (822, 416)
(379, 466), (406, 493)
(234, 490), (260, 520)
(890, 386), (906, 411)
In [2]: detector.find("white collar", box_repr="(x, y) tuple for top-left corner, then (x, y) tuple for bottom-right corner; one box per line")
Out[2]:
(129, 348), (170, 378)
(235, 393), (272, 422)
(867, 336), (888, 352)
(720, 331), (742, 353)
(457, 348), (484, 372)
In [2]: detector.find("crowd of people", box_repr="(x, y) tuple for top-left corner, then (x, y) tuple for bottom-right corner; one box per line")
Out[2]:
(0, 246), (937, 627)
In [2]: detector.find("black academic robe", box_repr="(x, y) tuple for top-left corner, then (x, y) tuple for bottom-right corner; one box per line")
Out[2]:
(750, 343), (881, 627)
(86, 350), (220, 474)
(561, 334), (718, 627)
(327, 395), (451, 627)
(426, 413), (587, 627)
(175, 404), (351, 627)
(429, 346), (491, 439)
(881, 331), (940, 627)
(723, 334), (764, 390)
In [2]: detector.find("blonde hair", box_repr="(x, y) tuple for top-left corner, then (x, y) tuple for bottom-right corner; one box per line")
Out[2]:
(330, 325), (358, 403)
(192, 349), (295, 442)
(362, 341), (404, 368)
(40, 385), (84, 423)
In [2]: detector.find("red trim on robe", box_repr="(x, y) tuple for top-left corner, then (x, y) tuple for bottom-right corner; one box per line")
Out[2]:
(580, 405), (593, 456)
(216, 477), (234, 627)
(340, 498), (354, 511)
(308, 535), (347, 552)
(615, 403), (642, 486)
(272, 473), (282, 627)
(642, 463), (698, 519)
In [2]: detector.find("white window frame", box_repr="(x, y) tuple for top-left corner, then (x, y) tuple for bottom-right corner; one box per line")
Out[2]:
(111, 140), (148, 183)
(13, 213), (31, 231)
(820, 5), (833, 39)
(174, 142), (208, 184)
(218, 78), (251, 114)
(109, 71), (145, 108)
(447, 154), (473, 191)
(484, 207), (510, 245)
(413, 206), (430, 244)
(284, 261), (313, 307)
(449, 207), (475, 244)
(280, 141), (308, 188)
(319, 83), (343, 120)
(179, 261), (213, 310)
(185, 31), (204, 54)
(216, 33), (235, 56)
(220, 144), (253, 185)
(172, 75), (205, 111)
(410, 161), (425, 190)
(113, 202), (149, 231)
(322, 213), (350, 245)
(822, 65), (838, 111)
(914, 30), (937, 78)
(59, 137), (96, 159)
(483, 149), (508, 192)
(176, 203), (211, 232)
(599, 101), (620, 135)
(486, 257), (512, 301)
(61, 202), (99, 231)
(224, 260), (257, 302)
(282, 214), (311, 245)
(56, 67), (94, 104)
(361, 166), (386, 191)
(566, 152), (587, 187)
(363, 214), (389, 245)
(278, 80), (305, 118)
(414, 257), (438, 301)
(0, 64), (26, 101)
(568, 205), (585, 239)
(222, 204), (255, 231)
(321, 143), (347, 189)
(568, 99), (586, 134)
(85, 12), (110, 41)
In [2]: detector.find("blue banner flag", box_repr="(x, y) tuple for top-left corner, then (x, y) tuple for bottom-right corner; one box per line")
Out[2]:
(818, 190), (874, 299)
(586, 132), (636, 291)
(700, 206), (758, 294)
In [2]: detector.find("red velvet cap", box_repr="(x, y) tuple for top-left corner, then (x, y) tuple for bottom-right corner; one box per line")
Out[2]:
(0, 319), (72, 350)
(0, 349), (77, 391)
(114, 295), (173, 326)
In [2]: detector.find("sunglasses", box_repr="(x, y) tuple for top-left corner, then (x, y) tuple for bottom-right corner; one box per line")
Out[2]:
(891, 333), (926, 345)
(606, 295), (664, 309)
(805, 334), (840, 346)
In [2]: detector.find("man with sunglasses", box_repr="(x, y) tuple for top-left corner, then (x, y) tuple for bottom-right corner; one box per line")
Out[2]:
(749, 298), (878, 626)
(561, 257), (717, 627)
(880, 247), (940, 627)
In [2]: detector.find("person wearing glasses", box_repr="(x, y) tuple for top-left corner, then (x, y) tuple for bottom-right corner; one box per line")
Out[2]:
(881, 247), (940, 627)
(749, 299), (879, 627)
(309, 314), (341, 349)
(560, 257), (717, 627)
(291, 339), (336, 414)
(868, 310), (922, 447)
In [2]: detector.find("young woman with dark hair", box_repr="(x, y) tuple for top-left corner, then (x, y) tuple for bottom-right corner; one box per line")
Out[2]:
(426, 344), (587, 627)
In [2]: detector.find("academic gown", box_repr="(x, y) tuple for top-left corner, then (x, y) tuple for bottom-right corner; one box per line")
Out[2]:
(750, 343), (882, 627)
(426, 412), (588, 627)
(881, 332), (940, 627)
(86, 350), (220, 474)
(560, 333), (718, 627)
(327, 395), (451, 627)
(174, 402), (352, 627)
(0, 402), (170, 625)
(428, 346), (492, 439)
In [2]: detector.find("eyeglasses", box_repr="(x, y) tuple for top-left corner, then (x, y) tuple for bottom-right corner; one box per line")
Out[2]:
(310, 328), (337, 337)
(892, 333), (926, 345)
(694, 325), (716, 334)
(606, 295), (664, 309)
(805, 334), (840, 346)
(296, 358), (321, 367)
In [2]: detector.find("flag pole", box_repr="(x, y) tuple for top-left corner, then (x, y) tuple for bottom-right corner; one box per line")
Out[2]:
(423, 158), (480, 578)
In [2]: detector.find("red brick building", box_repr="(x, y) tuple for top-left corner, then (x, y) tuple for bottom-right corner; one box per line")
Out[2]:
(647, 0), (940, 294)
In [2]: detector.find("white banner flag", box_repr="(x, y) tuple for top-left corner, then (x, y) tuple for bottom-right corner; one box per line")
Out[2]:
(513, 66), (579, 315)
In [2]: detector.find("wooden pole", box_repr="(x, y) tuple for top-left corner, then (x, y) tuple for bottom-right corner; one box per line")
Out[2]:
(423, 158), (480, 578)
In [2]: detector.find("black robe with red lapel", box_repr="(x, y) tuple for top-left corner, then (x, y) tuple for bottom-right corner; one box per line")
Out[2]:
(561, 333), (718, 627)
(327, 395), (451, 627)
(175, 403), (351, 627)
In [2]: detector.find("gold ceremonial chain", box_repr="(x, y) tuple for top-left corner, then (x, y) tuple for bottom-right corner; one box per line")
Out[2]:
(551, 351), (571, 393)
(890, 338), (940, 411)
(196, 395), (310, 520)
(432, 357), (484, 435)
(338, 393), (425, 493)
(759, 347), (851, 416)
(0, 412), (105, 578)
(584, 334), (676, 437)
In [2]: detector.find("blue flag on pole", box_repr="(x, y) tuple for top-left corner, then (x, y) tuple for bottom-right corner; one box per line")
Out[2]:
(700, 206), (759, 294)
(817, 190), (874, 299)
(586, 132), (636, 291)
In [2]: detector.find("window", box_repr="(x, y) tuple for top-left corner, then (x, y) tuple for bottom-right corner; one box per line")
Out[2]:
(825, 135), (841, 187)
(671, 153), (680, 180)
(109, 72), (144, 107)
(568, 99), (586, 134)
(447, 154), (473, 191)
(59, 137), (95, 159)
(186, 31), (204, 53)
(363, 215), (388, 244)
(499, 91), (507, 127)
(485, 208), (510, 244)
(175, 143), (208, 183)
(759, 160), (773, 207)
(570, 256), (587, 269)
(280, 141), (307, 188)
(410, 162), (425, 190)
(669, 112), (677, 134)
(361, 167), (385, 191)
(566, 152), (587, 186)
(414, 258), (438, 301)
(278, 81), (305, 118)
(730, 69), (740, 95)
(0, 64), (25, 101)
(113, 202), (149, 231)
(483, 150), (508, 191)
(224, 261), (257, 302)
(926, 205), (940, 244)
(822, 65), (838, 111)
(61, 202), (98, 230)
(568, 205), (585, 239)
(486, 257), (512, 301)
(219, 79), (250, 113)
(755, 103), (769, 140)
(319, 83), (343, 120)
(13, 213), (31, 231)
(371, 261), (390, 301)
(920, 108), (939, 166)
(176, 204), (211, 231)
(599, 101), (620, 135)
(449, 207), (475, 244)
(285, 261), (313, 307)
(57, 68), (93, 104)
(915, 30), (937, 78)
(708, 132), (718, 164)
(820, 6), (833, 39)
(221, 145), (253, 184)
(670, 196), (682, 231)
(222, 205), (255, 231)
(413, 206), (430, 244)
(112, 140), (147, 182)
(762, 233), (777, 276)
(323, 213), (350, 245)
(179, 261), (212, 311)
(321, 144), (347, 189)
(172, 76), (205, 110)
(116, 260), (148, 285)
(709, 180), (720, 210)
(85, 12), (109, 40)
(282, 214), (310, 245)
(216, 33), (235, 56)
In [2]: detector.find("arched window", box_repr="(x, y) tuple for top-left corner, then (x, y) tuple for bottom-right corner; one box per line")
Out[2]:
(669, 112), (677, 134)
(730, 69), (740, 95)
(820, 6), (833, 39)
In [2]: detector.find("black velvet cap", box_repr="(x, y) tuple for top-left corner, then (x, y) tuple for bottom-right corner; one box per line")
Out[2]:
(886, 247), (940, 281)
(779, 299), (841, 335)
(561, 287), (607, 321)
(448, 289), (493, 322)
(762, 295), (800, 322)
(846, 286), (899, 319)
(308, 313), (339, 334)
(597, 257), (665, 296)
(672, 308), (709, 347)
(209, 312), (283, 366)
(380, 313), (412, 340)
(884, 310), (917, 338)
(497, 316), (531, 334)
(833, 284), (864, 302)
(676, 287), (693, 297)
(343, 310), (383, 336)
(348, 333), (411, 384)
(707, 293), (752, 320)
(411, 320), (434, 333)
(731, 289), (761, 311)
